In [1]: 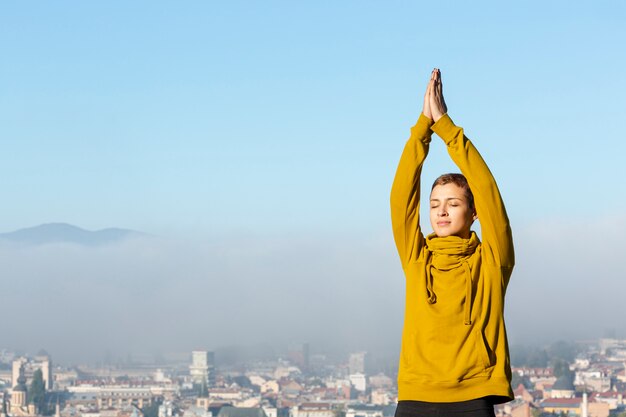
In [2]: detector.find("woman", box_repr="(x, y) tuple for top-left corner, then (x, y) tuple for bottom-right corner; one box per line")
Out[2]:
(390, 69), (515, 416)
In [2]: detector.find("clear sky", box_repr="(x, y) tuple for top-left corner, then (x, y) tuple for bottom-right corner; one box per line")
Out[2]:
(2, 1), (626, 361)
(2, 1), (625, 238)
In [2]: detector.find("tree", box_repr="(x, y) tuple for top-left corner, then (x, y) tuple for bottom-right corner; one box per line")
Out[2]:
(510, 345), (549, 368)
(511, 372), (532, 390)
(552, 358), (574, 380)
(548, 340), (579, 363)
(28, 369), (46, 414)
(141, 398), (163, 417)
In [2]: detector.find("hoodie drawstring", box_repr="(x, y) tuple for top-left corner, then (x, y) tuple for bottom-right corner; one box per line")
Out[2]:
(462, 261), (473, 325)
(426, 264), (437, 304)
(424, 251), (437, 304)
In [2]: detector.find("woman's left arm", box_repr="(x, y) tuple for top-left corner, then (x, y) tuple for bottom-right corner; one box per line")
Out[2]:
(429, 69), (513, 286)
(432, 115), (514, 272)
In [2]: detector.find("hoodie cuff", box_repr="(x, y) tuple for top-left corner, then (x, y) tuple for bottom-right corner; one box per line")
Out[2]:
(431, 113), (460, 146)
(411, 113), (434, 143)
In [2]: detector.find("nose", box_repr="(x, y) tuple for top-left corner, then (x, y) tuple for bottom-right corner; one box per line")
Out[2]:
(438, 206), (448, 217)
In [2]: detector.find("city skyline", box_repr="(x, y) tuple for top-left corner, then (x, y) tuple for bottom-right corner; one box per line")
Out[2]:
(2, 336), (626, 417)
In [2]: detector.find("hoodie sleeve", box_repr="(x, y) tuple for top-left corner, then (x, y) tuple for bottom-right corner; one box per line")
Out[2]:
(390, 113), (433, 269)
(431, 114), (515, 274)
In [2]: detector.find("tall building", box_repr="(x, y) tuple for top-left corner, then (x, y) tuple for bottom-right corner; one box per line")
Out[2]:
(348, 352), (368, 375)
(12, 358), (26, 389)
(12, 367), (28, 409)
(36, 355), (53, 390)
(11, 355), (53, 390)
(287, 343), (310, 372)
(190, 351), (215, 389)
(10, 366), (36, 417)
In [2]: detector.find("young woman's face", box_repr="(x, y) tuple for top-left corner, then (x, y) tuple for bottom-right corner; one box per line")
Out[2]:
(429, 183), (477, 239)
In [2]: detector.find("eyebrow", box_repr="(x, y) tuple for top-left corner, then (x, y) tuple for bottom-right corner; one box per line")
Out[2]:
(430, 197), (464, 201)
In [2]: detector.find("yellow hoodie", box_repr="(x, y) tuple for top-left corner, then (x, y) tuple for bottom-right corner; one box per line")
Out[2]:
(390, 113), (515, 403)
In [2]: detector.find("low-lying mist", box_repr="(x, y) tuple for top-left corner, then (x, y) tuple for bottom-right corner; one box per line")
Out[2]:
(2, 214), (624, 365)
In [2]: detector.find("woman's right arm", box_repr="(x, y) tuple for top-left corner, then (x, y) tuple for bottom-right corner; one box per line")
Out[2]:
(390, 70), (437, 268)
(390, 113), (433, 268)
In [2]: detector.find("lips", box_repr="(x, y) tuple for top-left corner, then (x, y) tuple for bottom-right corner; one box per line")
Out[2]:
(437, 221), (451, 226)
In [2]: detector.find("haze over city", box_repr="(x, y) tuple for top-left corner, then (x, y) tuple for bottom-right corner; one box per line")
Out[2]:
(2, 1), (626, 365)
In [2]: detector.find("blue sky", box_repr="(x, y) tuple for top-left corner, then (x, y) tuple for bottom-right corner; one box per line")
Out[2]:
(1, 1), (625, 238)
(2, 2), (626, 359)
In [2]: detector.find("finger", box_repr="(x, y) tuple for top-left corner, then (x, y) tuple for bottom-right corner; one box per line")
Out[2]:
(429, 87), (438, 108)
(426, 80), (435, 98)
(424, 78), (433, 100)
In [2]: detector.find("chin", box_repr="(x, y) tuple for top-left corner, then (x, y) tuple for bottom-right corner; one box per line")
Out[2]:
(434, 228), (465, 238)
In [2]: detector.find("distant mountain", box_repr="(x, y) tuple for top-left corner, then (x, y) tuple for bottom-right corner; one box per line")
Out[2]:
(0, 223), (146, 246)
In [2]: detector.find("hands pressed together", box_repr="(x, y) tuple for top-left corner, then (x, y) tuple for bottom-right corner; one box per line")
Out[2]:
(422, 68), (447, 122)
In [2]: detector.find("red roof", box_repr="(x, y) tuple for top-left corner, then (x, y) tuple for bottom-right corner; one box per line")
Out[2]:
(541, 398), (582, 406)
(300, 403), (331, 410)
(514, 384), (528, 395)
(595, 391), (625, 398)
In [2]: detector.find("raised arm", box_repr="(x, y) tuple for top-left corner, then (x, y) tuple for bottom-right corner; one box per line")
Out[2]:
(390, 72), (436, 268)
(429, 70), (514, 274)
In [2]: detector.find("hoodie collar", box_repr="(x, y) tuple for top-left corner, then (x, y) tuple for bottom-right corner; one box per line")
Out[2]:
(424, 231), (480, 325)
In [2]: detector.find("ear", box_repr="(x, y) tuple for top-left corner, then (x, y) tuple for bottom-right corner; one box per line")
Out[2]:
(472, 210), (478, 222)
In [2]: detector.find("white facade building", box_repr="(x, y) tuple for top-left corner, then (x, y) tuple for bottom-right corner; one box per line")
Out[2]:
(349, 373), (367, 392)
(190, 351), (215, 388)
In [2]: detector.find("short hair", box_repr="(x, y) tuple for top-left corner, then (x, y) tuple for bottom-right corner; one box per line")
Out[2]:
(431, 173), (475, 210)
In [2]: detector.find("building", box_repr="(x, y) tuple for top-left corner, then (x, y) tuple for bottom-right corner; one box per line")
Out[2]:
(11, 355), (53, 390)
(346, 405), (384, 417)
(550, 375), (576, 399)
(575, 369), (612, 393)
(496, 399), (531, 417)
(349, 352), (367, 375)
(190, 351), (216, 389)
(368, 374), (393, 389)
(370, 389), (391, 406)
(599, 339), (626, 358)
(97, 387), (155, 409)
(218, 407), (267, 417)
(208, 388), (243, 401)
(540, 398), (581, 415)
(9, 371), (37, 417)
(540, 395), (609, 417)
(349, 373), (367, 393)
(287, 343), (310, 371)
(291, 403), (334, 417)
